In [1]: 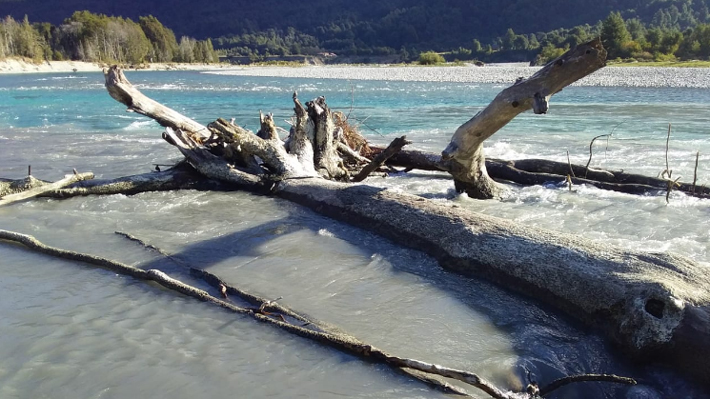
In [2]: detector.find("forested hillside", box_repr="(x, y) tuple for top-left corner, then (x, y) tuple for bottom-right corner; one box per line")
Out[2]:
(2, 0), (710, 63)
(2, 0), (708, 46)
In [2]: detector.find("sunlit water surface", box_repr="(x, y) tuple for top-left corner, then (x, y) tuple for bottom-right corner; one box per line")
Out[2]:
(0, 69), (709, 399)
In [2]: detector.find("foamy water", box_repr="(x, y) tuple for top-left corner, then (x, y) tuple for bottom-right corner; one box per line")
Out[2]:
(0, 68), (709, 398)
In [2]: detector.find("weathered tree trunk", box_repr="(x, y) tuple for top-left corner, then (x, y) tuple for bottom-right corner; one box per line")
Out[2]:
(96, 65), (710, 386)
(442, 39), (607, 199)
(273, 178), (710, 386)
(307, 96), (349, 179)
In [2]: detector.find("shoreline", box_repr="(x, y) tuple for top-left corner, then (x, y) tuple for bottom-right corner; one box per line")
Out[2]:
(4, 58), (710, 88)
(0, 58), (235, 74)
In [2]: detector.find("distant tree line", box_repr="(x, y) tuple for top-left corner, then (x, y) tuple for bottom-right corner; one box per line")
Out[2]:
(0, 12), (218, 64)
(210, 0), (710, 64)
(5, 1), (710, 65)
(471, 5), (710, 65)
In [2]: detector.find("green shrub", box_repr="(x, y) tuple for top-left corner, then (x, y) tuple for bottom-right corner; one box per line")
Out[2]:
(418, 51), (445, 65)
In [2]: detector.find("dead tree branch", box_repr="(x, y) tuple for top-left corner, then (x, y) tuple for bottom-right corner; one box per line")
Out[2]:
(352, 136), (411, 182)
(584, 133), (612, 178)
(104, 66), (210, 141)
(442, 39), (606, 199)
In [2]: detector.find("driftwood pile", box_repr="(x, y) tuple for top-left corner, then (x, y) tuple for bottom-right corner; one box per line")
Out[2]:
(1, 39), (709, 396)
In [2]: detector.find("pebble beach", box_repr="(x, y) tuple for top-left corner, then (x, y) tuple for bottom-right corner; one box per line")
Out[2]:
(3, 58), (710, 88)
(208, 63), (710, 88)
(0, 58), (232, 74)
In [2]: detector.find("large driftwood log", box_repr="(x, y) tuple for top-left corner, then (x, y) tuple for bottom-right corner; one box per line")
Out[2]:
(165, 129), (710, 386)
(95, 67), (710, 386)
(273, 178), (710, 386)
(442, 39), (607, 199)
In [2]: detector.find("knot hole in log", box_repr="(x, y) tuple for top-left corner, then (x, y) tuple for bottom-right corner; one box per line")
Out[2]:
(645, 298), (665, 319)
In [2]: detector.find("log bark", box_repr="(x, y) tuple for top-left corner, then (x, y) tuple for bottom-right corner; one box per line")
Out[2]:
(442, 39), (607, 199)
(1, 175), (50, 197)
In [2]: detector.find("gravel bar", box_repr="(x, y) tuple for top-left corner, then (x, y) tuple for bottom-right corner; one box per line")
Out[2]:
(207, 64), (710, 88)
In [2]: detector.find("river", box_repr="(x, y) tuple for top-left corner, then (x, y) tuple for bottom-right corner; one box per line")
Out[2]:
(0, 66), (708, 398)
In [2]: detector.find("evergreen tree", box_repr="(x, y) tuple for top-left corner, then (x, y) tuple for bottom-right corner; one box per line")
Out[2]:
(501, 28), (516, 50)
(471, 38), (482, 53)
(139, 15), (178, 62)
(601, 12), (631, 58)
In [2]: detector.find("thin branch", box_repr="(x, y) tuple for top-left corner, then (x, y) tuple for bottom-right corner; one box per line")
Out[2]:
(660, 124), (681, 204)
(665, 124), (672, 178)
(347, 81), (355, 120)
(692, 151), (699, 194)
(539, 374), (636, 396)
(584, 133), (612, 178)
(352, 136), (411, 182)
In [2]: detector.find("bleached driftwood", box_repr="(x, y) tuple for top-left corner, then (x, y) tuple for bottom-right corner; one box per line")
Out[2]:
(442, 39), (607, 199)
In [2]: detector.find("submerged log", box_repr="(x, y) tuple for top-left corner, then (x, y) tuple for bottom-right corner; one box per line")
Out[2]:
(376, 147), (710, 199)
(0, 171), (94, 206)
(46, 163), (229, 198)
(442, 39), (607, 199)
